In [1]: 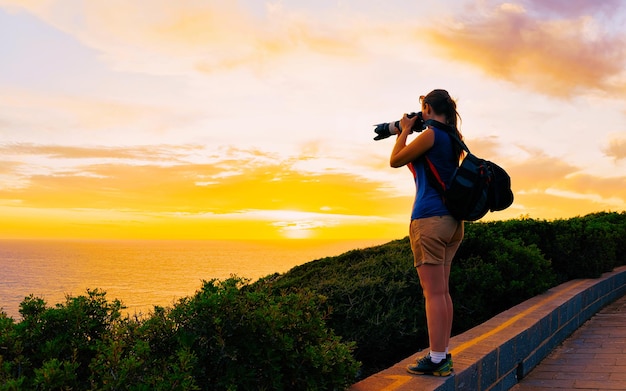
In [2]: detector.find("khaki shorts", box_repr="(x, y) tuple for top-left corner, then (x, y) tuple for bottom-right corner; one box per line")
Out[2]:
(409, 215), (464, 267)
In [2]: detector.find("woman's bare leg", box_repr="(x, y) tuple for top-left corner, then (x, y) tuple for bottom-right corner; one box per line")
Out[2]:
(417, 263), (450, 353)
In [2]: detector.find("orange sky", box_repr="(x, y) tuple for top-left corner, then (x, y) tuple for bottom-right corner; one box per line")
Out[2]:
(1, 0), (625, 240)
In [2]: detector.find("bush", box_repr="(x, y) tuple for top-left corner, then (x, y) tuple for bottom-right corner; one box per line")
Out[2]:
(88, 306), (199, 390)
(258, 240), (425, 376)
(1, 289), (123, 389)
(451, 228), (555, 331)
(0, 281), (358, 391)
(490, 212), (626, 281)
(171, 278), (359, 391)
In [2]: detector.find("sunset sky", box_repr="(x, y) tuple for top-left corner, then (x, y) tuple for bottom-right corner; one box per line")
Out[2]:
(1, 0), (625, 241)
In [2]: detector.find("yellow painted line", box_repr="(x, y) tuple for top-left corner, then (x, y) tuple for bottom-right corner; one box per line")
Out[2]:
(451, 280), (588, 356)
(378, 375), (412, 390)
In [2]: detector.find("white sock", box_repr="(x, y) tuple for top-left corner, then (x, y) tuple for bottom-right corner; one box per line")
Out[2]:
(445, 347), (449, 355)
(430, 351), (446, 364)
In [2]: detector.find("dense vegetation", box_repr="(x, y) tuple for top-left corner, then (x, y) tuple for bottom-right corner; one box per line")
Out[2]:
(1, 212), (625, 390)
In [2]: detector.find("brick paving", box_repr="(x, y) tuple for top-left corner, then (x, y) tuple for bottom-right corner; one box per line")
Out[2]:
(511, 293), (626, 391)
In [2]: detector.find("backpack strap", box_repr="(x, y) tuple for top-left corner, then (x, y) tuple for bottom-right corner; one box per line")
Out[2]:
(424, 156), (446, 195)
(425, 119), (470, 154)
(421, 119), (468, 197)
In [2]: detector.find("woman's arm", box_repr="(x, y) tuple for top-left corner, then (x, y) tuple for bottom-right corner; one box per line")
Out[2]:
(389, 114), (435, 168)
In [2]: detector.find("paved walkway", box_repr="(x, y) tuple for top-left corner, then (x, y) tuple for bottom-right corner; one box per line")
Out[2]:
(511, 293), (626, 391)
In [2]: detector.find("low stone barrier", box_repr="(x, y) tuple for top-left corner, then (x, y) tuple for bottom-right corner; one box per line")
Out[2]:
(349, 265), (626, 391)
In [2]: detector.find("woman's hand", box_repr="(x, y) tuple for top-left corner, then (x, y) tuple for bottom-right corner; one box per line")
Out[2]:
(389, 120), (435, 168)
(399, 113), (417, 134)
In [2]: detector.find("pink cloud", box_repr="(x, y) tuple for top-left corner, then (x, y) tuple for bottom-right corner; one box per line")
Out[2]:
(420, 1), (626, 98)
(523, 0), (622, 17)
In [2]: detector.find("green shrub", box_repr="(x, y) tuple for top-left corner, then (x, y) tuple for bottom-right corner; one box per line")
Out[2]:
(0, 311), (20, 389)
(2, 282), (358, 390)
(490, 212), (626, 281)
(452, 229), (555, 331)
(4, 289), (123, 389)
(259, 240), (425, 376)
(33, 358), (79, 390)
(171, 278), (359, 391)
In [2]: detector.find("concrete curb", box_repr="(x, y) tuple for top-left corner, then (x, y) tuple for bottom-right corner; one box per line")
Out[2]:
(349, 265), (626, 391)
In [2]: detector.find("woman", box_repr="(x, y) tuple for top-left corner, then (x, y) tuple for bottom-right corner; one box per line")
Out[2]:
(389, 89), (464, 377)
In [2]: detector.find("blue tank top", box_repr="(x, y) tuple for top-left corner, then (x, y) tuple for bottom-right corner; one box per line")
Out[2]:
(407, 126), (458, 219)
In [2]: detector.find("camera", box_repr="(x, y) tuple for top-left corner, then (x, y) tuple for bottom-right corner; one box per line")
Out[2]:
(373, 112), (426, 140)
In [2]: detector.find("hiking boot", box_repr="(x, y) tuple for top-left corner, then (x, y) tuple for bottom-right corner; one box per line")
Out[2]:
(406, 354), (452, 376)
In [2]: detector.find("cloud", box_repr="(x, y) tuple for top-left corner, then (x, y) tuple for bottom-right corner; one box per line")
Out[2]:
(523, 0), (622, 17)
(0, 143), (398, 217)
(506, 148), (579, 189)
(603, 136), (626, 161)
(504, 148), (626, 216)
(0, 0), (360, 75)
(1, 141), (623, 227)
(0, 159), (21, 174)
(461, 136), (504, 158)
(0, 89), (197, 145)
(5, 0), (625, 100)
(419, 1), (626, 98)
(0, 143), (200, 160)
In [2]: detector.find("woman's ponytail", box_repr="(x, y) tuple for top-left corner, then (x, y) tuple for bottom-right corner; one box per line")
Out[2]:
(423, 89), (464, 160)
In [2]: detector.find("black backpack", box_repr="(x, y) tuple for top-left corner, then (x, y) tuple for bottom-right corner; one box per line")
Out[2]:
(423, 120), (514, 221)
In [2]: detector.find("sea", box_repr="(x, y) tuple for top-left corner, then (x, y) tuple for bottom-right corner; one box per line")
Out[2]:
(0, 238), (388, 321)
